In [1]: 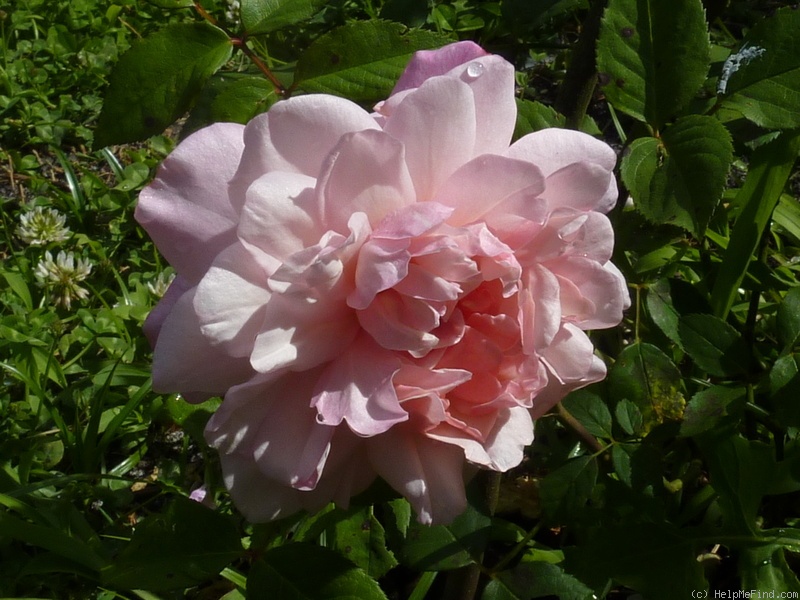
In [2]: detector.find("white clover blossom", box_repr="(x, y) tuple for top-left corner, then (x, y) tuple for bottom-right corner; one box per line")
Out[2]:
(34, 250), (93, 309)
(146, 270), (176, 298)
(718, 44), (766, 95)
(16, 206), (71, 246)
(225, 0), (240, 25)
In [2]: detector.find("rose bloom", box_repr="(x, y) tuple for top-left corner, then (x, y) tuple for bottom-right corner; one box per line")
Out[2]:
(137, 42), (629, 525)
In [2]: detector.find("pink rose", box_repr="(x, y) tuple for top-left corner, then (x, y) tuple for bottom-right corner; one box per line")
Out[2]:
(136, 41), (629, 524)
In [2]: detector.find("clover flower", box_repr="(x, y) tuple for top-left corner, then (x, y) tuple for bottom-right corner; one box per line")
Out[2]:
(34, 250), (93, 309)
(16, 206), (71, 246)
(147, 270), (176, 298)
(137, 42), (629, 524)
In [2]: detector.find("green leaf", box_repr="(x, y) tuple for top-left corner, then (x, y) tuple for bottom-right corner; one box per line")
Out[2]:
(1, 271), (33, 311)
(680, 385), (746, 437)
(565, 523), (706, 600)
(502, 0), (587, 31)
(621, 115), (733, 237)
(645, 278), (710, 349)
(241, 0), (328, 35)
(700, 435), (777, 533)
(295, 506), (397, 579)
(513, 99), (599, 140)
(719, 8), (800, 129)
(379, 0), (429, 28)
(770, 354), (800, 428)
(777, 286), (800, 351)
(400, 503), (491, 571)
(561, 389), (613, 439)
(95, 23), (232, 148)
(773, 194), (800, 245)
(293, 20), (451, 101)
(184, 74), (277, 136)
(740, 545), (800, 594)
(248, 543), (388, 600)
(481, 561), (595, 600)
(678, 314), (748, 377)
(101, 496), (242, 590)
(608, 343), (686, 434)
(596, 0), (710, 126)
(710, 131), (800, 319)
(539, 456), (598, 522)
(614, 399), (643, 436)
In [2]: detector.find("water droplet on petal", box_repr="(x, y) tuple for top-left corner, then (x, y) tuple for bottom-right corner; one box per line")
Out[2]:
(465, 62), (484, 79)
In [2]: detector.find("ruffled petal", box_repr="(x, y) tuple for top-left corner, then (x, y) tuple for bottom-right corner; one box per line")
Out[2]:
(238, 172), (320, 262)
(316, 129), (415, 233)
(194, 243), (272, 358)
(368, 431), (467, 525)
(391, 41), (488, 93)
(229, 95), (380, 210)
(434, 154), (545, 227)
(384, 76), (477, 201)
(136, 123), (244, 281)
(151, 287), (254, 396)
(506, 128), (618, 177)
(312, 335), (407, 436)
(542, 161), (618, 213)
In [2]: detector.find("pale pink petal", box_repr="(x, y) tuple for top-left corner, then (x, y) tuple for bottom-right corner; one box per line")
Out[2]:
(391, 41), (488, 93)
(251, 295), (359, 373)
(527, 211), (614, 264)
(428, 406), (533, 470)
(530, 354), (607, 419)
(450, 54), (517, 155)
(520, 265), (561, 354)
(229, 95), (380, 210)
(143, 275), (192, 348)
(312, 336), (407, 436)
(208, 372), (334, 490)
(357, 291), (442, 352)
(136, 123), (244, 281)
(548, 257), (629, 329)
(317, 129), (415, 233)
(542, 161), (618, 213)
(540, 323), (600, 384)
(384, 76), (477, 201)
(368, 431), (467, 525)
(506, 128), (618, 177)
(238, 172), (320, 262)
(349, 237), (410, 310)
(151, 287), (253, 396)
(434, 154), (545, 227)
(194, 243), (272, 358)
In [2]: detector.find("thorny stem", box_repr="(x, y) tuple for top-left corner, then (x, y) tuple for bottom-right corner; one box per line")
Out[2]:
(555, 0), (608, 130)
(193, 2), (287, 97)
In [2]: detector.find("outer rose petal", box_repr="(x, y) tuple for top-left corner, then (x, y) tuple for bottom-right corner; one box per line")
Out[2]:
(427, 405), (534, 471)
(194, 243), (272, 358)
(506, 128), (618, 213)
(368, 431), (468, 525)
(229, 95), (379, 211)
(136, 123), (244, 282)
(391, 41), (488, 93)
(143, 275), (192, 348)
(206, 372), (334, 490)
(151, 287), (253, 396)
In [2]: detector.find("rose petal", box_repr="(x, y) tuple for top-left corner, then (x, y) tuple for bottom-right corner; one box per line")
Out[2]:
(316, 129), (415, 233)
(229, 95), (380, 211)
(391, 41), (488, 93)
(368, 431), (467, 525)
(312, 335), (407, 436)
(136, 123), (244, 281)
